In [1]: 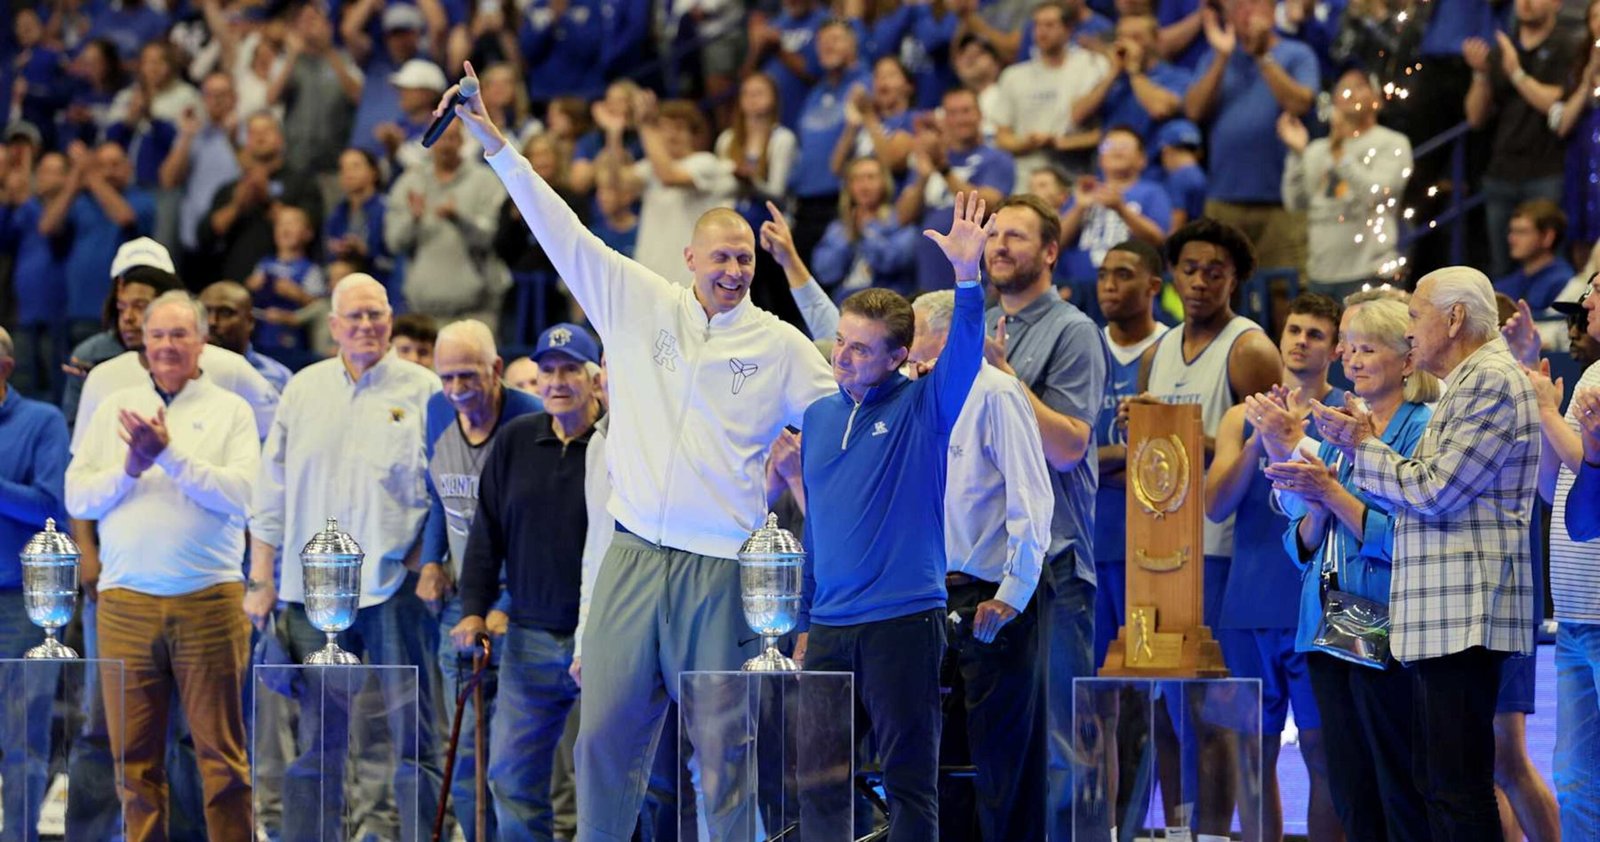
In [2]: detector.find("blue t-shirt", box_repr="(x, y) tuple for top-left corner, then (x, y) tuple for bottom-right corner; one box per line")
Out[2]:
(1420, 0), (1499, 57)
(0, 199), (69, 326)
(911, 145), (1015, 291)
(865, 5), (960, 111)
(571, 129), (643, 163)
(1497, 258), (1577, 316)
(764, 7), (828, 128)
(349, 51), (404, 155)
(1161, 163), (1209, 224)
(1157, 0), (1207, 70)
(1221, 388), (1346, 630)
(791, 67), (871, 199)
(105, 118), (177, 190)
(1100, 63), (1193, 142)
(7, 46), (67, 149)
(1200, 39), (1321, 204)
(251, 256), (326, 350)
(1060, 179), (1174, 284)
(63, 189), (156, 322)
(590, 215), (638, 257)
(519, 0), (605, 102)
(324, 193), (394, 288)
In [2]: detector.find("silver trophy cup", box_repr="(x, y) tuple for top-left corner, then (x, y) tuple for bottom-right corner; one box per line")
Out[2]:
(301, 517), (364, 666)
(738, 513), (806, 672)
(22, 518), (80, 659)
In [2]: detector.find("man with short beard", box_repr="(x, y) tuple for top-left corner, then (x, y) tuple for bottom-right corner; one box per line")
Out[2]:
(418, 318), (543, 840)
(980, 193), (1108, 842)
(201, 110), (323, 284)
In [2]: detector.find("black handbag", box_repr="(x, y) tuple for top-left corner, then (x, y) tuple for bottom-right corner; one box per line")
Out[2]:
(1309, 453), (1392, 669)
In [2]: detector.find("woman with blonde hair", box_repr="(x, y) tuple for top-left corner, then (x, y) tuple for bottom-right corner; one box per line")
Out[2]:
(811, 156), (917, 296)
(1256, 296), (1439, 842)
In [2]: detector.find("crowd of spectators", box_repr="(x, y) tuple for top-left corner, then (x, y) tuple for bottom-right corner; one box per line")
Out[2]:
(7, 0), (1600, 405)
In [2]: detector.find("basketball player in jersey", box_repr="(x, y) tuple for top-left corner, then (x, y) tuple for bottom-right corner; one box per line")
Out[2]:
(1205, 293), (1344, 842)
(1121, 218), (1282, 626)
(1091, 240), (1170, 668)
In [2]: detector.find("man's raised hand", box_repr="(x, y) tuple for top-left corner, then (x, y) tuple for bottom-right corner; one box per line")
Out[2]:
(924, 191), (994, 282)
(758, 200), (804, 275)
(435, 61), (506, 156)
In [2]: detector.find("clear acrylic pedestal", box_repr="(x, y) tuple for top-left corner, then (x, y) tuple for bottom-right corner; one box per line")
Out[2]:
(253, 663), (420, 842)
(0, 658), (124, 842)
(678, 670), (854, 842)
(1073, 677), (1263, 842)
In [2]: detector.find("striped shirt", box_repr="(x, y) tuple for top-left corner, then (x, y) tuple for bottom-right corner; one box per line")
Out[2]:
(1550, 361), (1600, 622)
(1351, 337), (1540, 662)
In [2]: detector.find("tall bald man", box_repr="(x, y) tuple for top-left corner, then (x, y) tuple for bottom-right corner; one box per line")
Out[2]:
(445, 63), (835, 840)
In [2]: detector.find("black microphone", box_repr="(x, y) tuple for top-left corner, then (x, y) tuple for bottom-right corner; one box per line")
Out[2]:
(421, 76), (480, 149)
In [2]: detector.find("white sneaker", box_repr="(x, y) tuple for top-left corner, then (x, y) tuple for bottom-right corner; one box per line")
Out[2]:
(1282, 709), (1300, 746)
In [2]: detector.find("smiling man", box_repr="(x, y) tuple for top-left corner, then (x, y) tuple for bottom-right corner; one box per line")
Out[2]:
(446, 63), (834, 840)
(417, 318), (543, 840)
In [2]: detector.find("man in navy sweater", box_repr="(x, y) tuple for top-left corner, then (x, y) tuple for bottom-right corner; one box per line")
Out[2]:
(797, 192), (991, 841)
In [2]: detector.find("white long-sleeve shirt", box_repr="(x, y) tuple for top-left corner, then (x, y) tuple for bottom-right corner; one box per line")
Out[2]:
(486, 144), (835, 560)
(66, 378), (260, 597)
(72, 345), (279, 452)
(945, 364), (1053, 612)
(250, 355), (441, 608)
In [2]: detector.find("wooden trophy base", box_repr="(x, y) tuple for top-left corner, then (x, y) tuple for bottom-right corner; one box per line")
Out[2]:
(1099, 622), (1229, 679)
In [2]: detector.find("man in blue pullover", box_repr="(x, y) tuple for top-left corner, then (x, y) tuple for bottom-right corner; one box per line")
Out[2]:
(797, 192), (991, 842)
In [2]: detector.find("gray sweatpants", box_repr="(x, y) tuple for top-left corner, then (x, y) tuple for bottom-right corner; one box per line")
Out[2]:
(575, 530), (758, 842)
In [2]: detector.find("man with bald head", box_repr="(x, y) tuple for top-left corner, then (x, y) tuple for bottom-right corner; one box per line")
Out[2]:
(417, 319), (542, 839)
(245, 273), (445, 840)
(199, 280), (291, 392)
(447, 63), (835, 840)
(504, 356), (539, 393)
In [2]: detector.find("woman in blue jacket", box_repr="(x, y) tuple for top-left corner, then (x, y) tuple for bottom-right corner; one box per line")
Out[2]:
(1259, 297), (1440, 842)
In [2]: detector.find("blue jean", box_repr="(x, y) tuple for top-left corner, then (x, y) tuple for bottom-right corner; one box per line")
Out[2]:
(279, 577), (444, 842)
(490, 623), (579, 841)
(436, 598), (501, 841)
(1556, 623), (1600, 841)
(0, 590), (53, 842)
(1482, 175), (1565, 278)
(1043, 553), (1096, 842)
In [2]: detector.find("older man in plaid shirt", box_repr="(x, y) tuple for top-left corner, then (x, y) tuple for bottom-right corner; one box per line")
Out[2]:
(1308, 266), (1539, 842)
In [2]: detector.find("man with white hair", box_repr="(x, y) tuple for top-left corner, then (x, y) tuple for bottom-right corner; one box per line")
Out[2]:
(417, 318), (543, 840)
(906, 289), (1054, 840)
(1311, 265), (1540, 839)
(244, 272), (445, 840)
(65, 291), (259, 842)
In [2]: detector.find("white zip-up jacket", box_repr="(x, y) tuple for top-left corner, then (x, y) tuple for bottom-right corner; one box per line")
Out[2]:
(486, 144), (835, 559)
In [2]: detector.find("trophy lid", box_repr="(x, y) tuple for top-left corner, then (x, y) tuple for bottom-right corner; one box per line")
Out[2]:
(300, 517), (365, 563)
(21, 518), (80, 562)
(737, 513), (805, 560)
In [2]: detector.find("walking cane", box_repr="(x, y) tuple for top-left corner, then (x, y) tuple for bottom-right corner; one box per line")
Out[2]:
(432, 632), (492, 842)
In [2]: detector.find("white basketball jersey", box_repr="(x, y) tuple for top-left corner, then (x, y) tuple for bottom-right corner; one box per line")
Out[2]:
(1145, 315), (1265, 559)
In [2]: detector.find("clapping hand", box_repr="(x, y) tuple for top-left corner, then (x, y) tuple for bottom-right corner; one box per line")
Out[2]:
(1263, 449), (1338, 502)
(1309, 399), (1374, 453)
(118, 407), (170, 475)
(1462, 37), (1492, 73)
(1522, 357), (1565, 417)
(1495, 31), (1522, 79)
(1574, 388), (1600, 463)
(758, 201), (805, 276)
(1202, 6), (1236, 55)
(1501, 298), (1541, 366)
(1276, 112), (1310, 154)
(923, 190), (995, 283)
(983, 316), (1016, 376)
(1244, 386), (1308, 462)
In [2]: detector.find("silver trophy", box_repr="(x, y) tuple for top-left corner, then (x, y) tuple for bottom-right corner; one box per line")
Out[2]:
(22, 518), (80, 659)
(738, 513), (806, 672)
(301, 517), (363, 666)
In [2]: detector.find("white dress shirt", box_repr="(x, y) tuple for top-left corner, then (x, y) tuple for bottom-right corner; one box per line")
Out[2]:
(250, 355), (441, 608)
(66, 378), (260, 597)
(944, 364), (1054, 612)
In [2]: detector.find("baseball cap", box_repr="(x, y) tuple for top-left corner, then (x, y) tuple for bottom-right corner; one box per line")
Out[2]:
(382, 4), (426, 32)
(1553, 274), (1595, 315)
(109, 237), (176, 280)
(4, 121), (41, 147)
(389, 58), (447, 92)
(1153, 119), (1202, 152)
(531, 323), (600, 366)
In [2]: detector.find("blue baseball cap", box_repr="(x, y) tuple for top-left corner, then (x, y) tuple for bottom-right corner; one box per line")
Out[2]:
(531, 323), (600, 366)
(1154, 119), (1202, 152)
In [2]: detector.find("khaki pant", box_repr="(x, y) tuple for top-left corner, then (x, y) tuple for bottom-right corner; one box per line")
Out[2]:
(99, 582), (253, 842)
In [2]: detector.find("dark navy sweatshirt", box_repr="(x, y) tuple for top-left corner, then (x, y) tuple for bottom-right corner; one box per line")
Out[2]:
(799, 283), (984, 628)
(0, 387), (70, 590)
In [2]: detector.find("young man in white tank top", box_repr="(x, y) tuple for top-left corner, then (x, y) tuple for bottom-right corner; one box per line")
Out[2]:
(1117, 218), (1281, 841)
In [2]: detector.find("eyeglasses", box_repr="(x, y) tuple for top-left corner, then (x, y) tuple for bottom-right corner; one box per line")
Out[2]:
(337, 308), (391, 325)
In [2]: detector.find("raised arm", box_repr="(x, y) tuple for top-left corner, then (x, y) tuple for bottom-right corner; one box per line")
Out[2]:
(923, 191), (992, 430)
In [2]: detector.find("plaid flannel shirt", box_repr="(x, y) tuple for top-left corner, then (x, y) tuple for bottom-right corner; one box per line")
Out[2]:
(1351, 337), (1539, 663)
